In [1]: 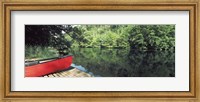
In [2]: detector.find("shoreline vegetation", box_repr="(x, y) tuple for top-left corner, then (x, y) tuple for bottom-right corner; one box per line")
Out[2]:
(25, 25), (175, 60)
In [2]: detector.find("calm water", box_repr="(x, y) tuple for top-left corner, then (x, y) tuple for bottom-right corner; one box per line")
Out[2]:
(70, 48), (175, 77)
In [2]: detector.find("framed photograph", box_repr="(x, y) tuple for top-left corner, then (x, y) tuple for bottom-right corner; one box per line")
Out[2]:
(0, 0), (199, 101)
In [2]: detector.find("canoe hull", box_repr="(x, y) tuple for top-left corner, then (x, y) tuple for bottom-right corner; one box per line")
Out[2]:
(25, 56), (73, 77)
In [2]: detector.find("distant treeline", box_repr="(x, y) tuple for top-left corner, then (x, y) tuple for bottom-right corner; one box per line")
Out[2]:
(25, 25), (175, 51)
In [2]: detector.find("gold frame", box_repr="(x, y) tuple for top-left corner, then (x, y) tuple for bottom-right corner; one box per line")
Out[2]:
(0, 0), (199, 101)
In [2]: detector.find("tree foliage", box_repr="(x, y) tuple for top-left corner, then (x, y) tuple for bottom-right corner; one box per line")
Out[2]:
(26, 25), (79, 54)
(128, 25), (175, 50)
(25, 25), (175, 51)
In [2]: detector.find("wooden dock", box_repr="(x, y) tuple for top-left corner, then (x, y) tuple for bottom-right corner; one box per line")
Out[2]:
(43, 67), (93, 77)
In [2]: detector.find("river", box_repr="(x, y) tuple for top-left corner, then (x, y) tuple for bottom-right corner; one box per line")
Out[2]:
(69, 48), (175, 77)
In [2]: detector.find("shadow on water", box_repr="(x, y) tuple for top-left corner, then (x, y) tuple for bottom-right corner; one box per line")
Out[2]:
(69, 48), (175, 77)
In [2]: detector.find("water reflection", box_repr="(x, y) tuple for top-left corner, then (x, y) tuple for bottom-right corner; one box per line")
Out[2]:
(70, 48), (175, 77)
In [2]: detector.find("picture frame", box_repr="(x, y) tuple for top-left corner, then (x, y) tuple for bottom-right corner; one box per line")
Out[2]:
(0, 0), (199, 101)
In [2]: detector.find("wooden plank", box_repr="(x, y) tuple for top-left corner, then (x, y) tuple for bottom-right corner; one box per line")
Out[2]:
(59, 72), (68, 77)
(57, 73), (65, 77)
(53, 73), (59, 77)
(44, 67), (93, 77)
(61, 71), (70, 76)
(48, 74), (54, 77)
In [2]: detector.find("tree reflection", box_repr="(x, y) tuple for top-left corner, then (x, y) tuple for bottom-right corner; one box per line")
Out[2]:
(70, 48), (175, 77)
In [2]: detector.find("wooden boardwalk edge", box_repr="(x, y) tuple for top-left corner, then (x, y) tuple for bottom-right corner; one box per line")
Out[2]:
(43, 67), (93, 77)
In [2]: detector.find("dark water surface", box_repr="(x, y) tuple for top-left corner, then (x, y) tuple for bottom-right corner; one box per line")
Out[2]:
(70, 48), (175, 77)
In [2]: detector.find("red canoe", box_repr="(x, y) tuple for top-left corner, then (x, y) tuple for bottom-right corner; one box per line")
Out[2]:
(25, 55), (73, 77)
